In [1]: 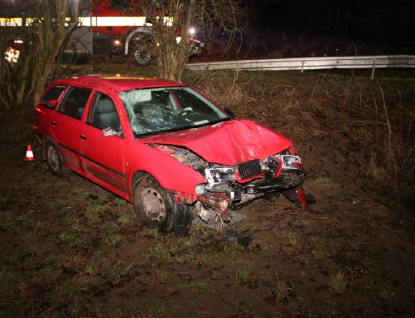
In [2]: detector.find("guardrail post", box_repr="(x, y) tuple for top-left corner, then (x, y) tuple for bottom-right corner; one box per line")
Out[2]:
(301, 60), (305, 73)
(371, 58), (376, 80)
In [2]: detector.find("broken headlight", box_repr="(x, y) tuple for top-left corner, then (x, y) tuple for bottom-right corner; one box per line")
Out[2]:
(205, 167), (235, 183)
(274, 154), (304, 171)
(282, 155), (301, 169)
(195, 184), (206, 194)
(149, 144), (208, 172)
(204, 167), (235, 193)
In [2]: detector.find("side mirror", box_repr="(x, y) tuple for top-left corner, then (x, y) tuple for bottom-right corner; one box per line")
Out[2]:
(40, 101), (57, 109)
(224, 107), (236, 119)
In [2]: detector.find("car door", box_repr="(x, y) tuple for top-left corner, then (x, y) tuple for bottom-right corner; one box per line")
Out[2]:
(79, 91), (128, 194)
(49, 86), (93, 171)
(34, 84), (68, 136)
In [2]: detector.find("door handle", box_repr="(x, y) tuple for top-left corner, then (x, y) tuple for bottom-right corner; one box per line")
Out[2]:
(51, 121), (57, 126)
(79, 135), (87, 140)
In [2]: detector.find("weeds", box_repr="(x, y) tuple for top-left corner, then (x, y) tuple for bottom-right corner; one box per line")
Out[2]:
(314, 177), (339, 185)
(44, 198), (72, 209)
(330, 272), (348, 294)
(287, 229), (302, 251)
(233, 267), (251, 281)
(189, 70), (247, 110)
(190, 280), (210, 295)
(144, 304), (175, 317)
(103, 233), (124, 247)
(313, 237), (342, 256)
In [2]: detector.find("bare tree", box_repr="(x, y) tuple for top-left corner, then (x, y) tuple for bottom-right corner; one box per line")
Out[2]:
(0, 0), (81, 109)
(132, 0), (247, 81)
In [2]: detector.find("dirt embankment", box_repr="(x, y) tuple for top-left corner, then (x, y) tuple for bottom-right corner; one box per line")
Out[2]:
(1, 70), (415, 317)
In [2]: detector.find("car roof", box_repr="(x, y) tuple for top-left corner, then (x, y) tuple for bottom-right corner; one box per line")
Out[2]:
(55, 74), (186, 93)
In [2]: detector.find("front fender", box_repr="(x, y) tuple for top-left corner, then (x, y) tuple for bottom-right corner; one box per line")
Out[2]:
(124, 143), (206, 201)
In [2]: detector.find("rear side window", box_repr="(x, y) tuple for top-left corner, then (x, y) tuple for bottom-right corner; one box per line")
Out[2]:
(59, 87), (92, 120)
(41, 85), (67, 109)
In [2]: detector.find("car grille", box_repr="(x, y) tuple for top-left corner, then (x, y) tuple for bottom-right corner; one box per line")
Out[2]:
(238, 159), (262, 180)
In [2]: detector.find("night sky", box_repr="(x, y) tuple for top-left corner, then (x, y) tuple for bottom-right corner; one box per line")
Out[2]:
(247, 0), (415, 55)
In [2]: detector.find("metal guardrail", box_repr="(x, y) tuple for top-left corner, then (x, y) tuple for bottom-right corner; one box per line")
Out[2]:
(186, 55), (415, 79)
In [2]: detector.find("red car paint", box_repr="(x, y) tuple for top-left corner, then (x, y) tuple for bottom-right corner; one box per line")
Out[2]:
(35, 75), (307, 233)
(141, 119), (293, 166)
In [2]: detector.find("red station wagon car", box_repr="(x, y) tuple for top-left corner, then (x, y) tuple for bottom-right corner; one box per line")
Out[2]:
(34, 75), (307, 237)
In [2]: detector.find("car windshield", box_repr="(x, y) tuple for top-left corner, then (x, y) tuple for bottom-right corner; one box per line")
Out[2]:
(119, 86), (230, 138)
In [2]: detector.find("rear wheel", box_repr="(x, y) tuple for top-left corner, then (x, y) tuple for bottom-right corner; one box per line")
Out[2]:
(45, 139), (63, 176)
(132, 175), (192, 236)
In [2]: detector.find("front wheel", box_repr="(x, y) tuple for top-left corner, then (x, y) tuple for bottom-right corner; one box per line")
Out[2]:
(45, 139), (63, 176)
(133, 175), (192, 236)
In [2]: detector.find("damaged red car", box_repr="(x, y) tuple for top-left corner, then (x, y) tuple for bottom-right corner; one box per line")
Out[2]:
(34, 75), (306, 237)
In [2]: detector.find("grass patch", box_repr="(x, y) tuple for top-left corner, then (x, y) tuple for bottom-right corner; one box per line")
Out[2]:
(143, 304), (175, 318)
(117, 212), (137, 224)
(232, 267), (251, 281)
(43, 198), (73, 209)
(190, 279), (210, 295)
(102, 233), (124, 247)
(55, 230), (83, 247)
(330, 272), (347, 294)
(287, 229), (301, 250)
(314, 177), (339, 185)
(312, 237), (342, 256)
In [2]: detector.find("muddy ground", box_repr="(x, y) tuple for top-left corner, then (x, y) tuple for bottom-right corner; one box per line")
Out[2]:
(1, 69), (415, 318)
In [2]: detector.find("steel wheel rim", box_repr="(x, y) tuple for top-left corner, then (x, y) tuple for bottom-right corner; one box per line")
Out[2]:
(134, 47), (151, 63)
(47, 146), (59, 172)
(140, 187), (166, 223)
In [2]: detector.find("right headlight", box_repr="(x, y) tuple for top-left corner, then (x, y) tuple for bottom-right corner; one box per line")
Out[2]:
(282, 155), (302, 169)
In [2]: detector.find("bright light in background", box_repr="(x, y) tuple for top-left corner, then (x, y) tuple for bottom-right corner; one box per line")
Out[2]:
(5, 47), (20, 63)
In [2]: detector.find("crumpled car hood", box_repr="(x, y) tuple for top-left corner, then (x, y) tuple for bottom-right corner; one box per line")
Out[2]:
(142, 119), (293, 165)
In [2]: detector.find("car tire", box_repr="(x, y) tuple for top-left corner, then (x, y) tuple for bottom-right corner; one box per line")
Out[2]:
(45, 139), (64, 176)
(172, 203), (193, 237)
(129, 38), (153, 66)
(132, 175), (193, 236)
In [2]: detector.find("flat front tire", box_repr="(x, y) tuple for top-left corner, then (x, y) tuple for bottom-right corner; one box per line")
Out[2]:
(132, 175), (192, 236)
